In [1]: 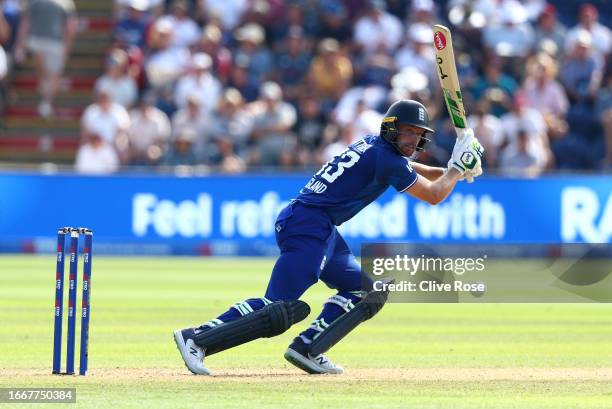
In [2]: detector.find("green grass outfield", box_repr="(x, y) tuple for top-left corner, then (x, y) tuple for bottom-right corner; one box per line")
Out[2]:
(1, 255), (611, 408)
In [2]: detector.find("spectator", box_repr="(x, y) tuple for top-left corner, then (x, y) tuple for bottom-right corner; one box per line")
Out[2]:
(81, 86), (131, 154)
(294, 95), (327, 155)
(95, 48), (138, 108)
(565, 3), (610, 63)
(446, 0), (498, 28)
(233, 23), (274, 85)
(408, 0), (437, 25)
(317, 1), (352, 43)
(0, 43), (5, 79)
(127, 93), (171, 165)
(274, 26), (312, 102)
(482, 3), (534, 58)
(163, 128), (198, 166)
(247, 81), (297, 167)
(114, 0), (164, 18)
(14, 0), (78, 117)
(321, 124), (354, 162)
(307, 38), (352, 106)
(500, 92), (551, 169)
(157, 0), (200, 49)
(268, 2), (312, 46)
(595, 65), (611, 167)
(145, 18), (190, 89)
(114, 0), (150, 49)
(206, 88), (253, 162)
(2, 0), (22, 54)
(171, 91), (210, 155)
(560, 30), (602, 106)
(471, 60), (518, 117)
(198, 0), (248, 31)
(227, 57), (259, 102)
(353, 0), (403, 56)
(532, 4), (566, 56)
(346, 99), (383, 142)
(334, 84), (387, 129)
(0, 41), (6, 117)
(215, 137), (246, 173)
(174, 52), (222, 114)
(468, 99), (503, 167)
(193, 24), (232, 84)
(75, 131), (120, 175)
(499, 129), (543, 177)
(395, 23), (436, 88)
(0, 12), (7, 81)
(522, 52), (568, 118)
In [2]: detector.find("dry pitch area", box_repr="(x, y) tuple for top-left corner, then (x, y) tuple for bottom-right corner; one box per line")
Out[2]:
(1, 256), (611, 408)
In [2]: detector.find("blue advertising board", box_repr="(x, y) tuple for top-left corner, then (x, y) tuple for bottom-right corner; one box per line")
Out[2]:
(0, 172), (610, 255)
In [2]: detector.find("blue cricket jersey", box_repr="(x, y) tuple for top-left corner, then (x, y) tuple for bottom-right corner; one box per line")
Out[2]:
(296, 135), (418, 225)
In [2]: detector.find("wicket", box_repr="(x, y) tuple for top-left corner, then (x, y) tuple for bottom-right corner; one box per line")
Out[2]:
(52, 227), (93, 376)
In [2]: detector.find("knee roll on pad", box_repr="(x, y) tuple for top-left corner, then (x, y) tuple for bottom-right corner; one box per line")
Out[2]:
(308, 290), (388, 356)
(194, 300), (310, 355)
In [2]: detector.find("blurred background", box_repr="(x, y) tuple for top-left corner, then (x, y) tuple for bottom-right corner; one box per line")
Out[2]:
(0, 0), (609, 255)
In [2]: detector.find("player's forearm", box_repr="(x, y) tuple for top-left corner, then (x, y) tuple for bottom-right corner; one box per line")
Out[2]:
(405, 169), (461, 205)
(411, 162), (445, 181)
(429, 169), (462, 204)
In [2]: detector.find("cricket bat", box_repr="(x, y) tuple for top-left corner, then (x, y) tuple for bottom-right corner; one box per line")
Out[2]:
(433, 25), (467, 130)
(433, 25), (478, 182)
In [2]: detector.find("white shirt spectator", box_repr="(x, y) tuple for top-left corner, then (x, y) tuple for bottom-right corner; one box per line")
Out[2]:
(353, 10), (403, 55)
(199, 0), (248, 31)
(334, 86), (387, 127)
(172, 107), (210, 139)
(75, 139), (120, 174)
(128, 106), (171, 157)
(0, 46), (6, 80)
(395, 44), (438, 84)
(175, 71), (222, 114)
(82, 102), (130, 144)
(352, 108), (383, 143)
(115, 0), (163, 10)
(448, 0), (498, 24)
(146, 46), (190, 88)
(94, 75), (137, 108)
(322, 126), (354, 162)
(522, 77), (568, 117)
(565, 24), (611, 61)
(484, 22), (534, 57)
(157, 15), (201, 49)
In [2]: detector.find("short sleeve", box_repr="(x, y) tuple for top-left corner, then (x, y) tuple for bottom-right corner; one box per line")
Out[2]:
(376, 153), (418, 192)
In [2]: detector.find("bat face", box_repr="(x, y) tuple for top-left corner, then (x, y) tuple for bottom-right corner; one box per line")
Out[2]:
(433, 25), (468, 130)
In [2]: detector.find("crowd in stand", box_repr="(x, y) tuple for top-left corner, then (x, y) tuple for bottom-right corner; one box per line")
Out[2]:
(1, 0), (611, 176)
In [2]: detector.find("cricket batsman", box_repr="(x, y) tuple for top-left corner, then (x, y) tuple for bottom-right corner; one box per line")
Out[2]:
(174, 99), (484, 375)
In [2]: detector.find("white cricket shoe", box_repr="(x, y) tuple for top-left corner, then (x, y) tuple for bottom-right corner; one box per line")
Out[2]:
(284, 338), (344, 375)
(173, 328), (210, 375)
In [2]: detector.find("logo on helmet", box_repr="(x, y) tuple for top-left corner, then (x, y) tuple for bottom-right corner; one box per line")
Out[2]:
(418, 107), (425, 121)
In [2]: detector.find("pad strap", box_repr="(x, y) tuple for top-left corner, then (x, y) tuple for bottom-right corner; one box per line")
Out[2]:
(308, 290), (388, 356)
(194, 300), (310, 355)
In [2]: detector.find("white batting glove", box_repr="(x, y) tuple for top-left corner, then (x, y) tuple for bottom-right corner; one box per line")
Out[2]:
(464, 162), (483, 183)
(448, 128), (485, 180)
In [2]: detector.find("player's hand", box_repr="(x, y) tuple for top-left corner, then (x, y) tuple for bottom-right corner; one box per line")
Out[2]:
(448, 128), (484, 180)
(463, 162), (483, 183)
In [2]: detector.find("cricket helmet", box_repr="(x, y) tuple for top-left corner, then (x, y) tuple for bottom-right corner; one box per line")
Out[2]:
(380, 99), (434, 156)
